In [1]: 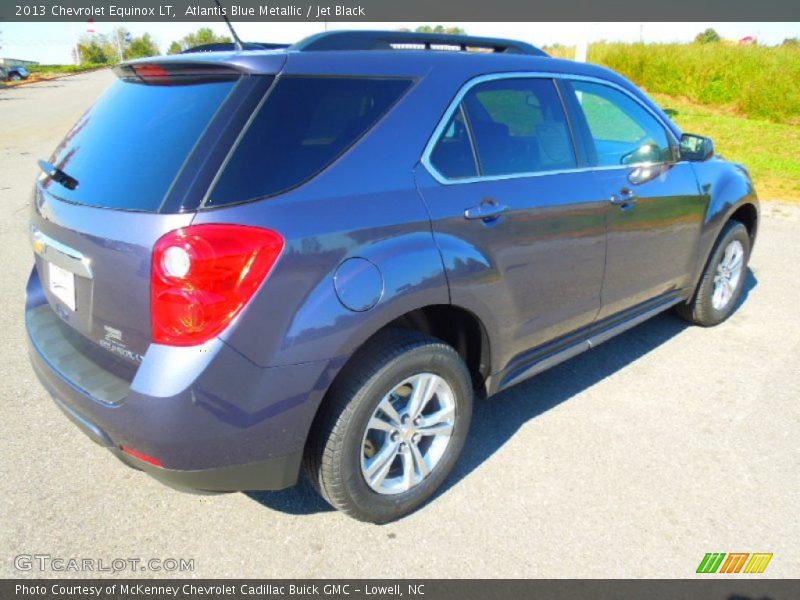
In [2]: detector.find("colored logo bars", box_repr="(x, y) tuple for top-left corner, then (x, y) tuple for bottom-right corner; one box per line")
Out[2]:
(696, 553), (773, 574)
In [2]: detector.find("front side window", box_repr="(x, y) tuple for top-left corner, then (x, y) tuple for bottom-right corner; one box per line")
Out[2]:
(566, 81), (672, 167)
(208, 77), (412, 206)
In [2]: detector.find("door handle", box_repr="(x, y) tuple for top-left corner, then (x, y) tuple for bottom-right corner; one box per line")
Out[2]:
(464, 203), (509, 221)
(610, 188), (637, 206)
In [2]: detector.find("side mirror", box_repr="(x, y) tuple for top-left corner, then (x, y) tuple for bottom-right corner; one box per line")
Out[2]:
(680, 133), (714, 161)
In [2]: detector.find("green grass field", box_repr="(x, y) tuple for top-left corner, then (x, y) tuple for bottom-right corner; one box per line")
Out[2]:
(0, 64), (105, 88)
(589, 43), (800, 125)
(27, 64), (104, 75)
(541, 42), (800, 201)
(545, 42), (800, 126)
(652, 93), (800, 201)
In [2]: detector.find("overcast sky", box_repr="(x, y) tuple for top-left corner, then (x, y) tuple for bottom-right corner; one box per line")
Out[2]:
(1, 22), (798, 64)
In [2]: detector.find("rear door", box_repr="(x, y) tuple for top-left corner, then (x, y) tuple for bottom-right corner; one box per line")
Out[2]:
(415, 75), (607, 369)
(29, 62), (273, 363)
(560, 79), (706, 319)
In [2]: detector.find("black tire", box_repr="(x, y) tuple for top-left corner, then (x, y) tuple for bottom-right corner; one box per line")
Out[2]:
(9, 73), (21, 81)
(304, 328), (473, 523)
(676, 220), (750, 326)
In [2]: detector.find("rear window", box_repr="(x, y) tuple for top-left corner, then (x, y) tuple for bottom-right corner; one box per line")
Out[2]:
(207, 77), (412, 207)
(43, 78), (236, 211)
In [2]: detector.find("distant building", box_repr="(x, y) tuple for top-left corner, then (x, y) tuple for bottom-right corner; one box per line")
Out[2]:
(0, 57), (39, 67)
(738, 36), (757, 46)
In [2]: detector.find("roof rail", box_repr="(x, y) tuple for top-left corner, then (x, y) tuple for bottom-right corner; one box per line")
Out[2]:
(181, 42), (290, 54)
(290, 31), (547, 56)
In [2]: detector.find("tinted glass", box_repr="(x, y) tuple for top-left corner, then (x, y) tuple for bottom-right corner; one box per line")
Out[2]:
(461, 78), (576, 177)
(208, 77), (411, 206)
(429, 105), (478, 179)
(44, 78), (235, 211)
(567, 81), (672, 166)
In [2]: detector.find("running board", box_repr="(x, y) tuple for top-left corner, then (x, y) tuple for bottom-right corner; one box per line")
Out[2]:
(494, 295), (683, 392)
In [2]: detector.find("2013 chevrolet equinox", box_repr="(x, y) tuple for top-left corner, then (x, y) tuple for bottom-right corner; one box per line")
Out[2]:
(26, 31), (759, 523)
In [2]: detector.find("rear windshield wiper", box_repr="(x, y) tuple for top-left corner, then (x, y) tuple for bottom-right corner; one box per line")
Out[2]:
(38, 159), (79, 191)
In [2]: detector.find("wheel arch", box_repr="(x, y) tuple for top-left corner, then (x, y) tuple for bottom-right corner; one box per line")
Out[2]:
(690, 158), (759, 289)
(321, 303), (491, 399)
(301, 302), (490, 449)
(689, 197), (758, 295)
(382, 304), (491, 392)
(728, 201), (759, 247)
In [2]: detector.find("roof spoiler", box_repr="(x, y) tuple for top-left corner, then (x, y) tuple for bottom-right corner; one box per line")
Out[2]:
(290, 30), (548, 56)
(113, 62), (243, 85)
(180, 42), (290, 54)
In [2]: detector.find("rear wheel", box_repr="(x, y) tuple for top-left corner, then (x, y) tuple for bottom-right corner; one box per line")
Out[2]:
(304, 329), (473, 523)
(9, 73), (21, 81)
(677, 220), (750, 326)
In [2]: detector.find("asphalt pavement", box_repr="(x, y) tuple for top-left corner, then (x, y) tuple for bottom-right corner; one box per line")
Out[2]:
(1, 70), (798, 578)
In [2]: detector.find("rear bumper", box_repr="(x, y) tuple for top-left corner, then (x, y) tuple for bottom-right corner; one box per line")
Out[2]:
(49, 389), (301, 492)
(26, 270), (333, 492)
(114, 450), (302, 494)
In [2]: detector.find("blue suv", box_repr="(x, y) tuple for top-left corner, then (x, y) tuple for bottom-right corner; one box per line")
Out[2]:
(26, 31), (758, 522)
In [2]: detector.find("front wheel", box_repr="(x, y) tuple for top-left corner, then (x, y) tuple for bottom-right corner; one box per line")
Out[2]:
(304, 329), (473, 523)
(677, 220), (751, 326)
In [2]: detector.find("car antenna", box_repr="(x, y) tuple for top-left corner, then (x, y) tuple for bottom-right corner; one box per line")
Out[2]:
(213, 0), (244, 51)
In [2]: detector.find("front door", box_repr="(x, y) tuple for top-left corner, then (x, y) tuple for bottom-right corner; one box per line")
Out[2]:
(560, 79), (707, 319)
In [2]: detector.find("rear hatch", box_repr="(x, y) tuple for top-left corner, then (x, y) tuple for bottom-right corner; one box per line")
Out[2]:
(30, 59), (278, 365)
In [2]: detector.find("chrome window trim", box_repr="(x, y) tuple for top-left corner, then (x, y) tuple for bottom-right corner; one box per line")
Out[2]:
(420, 71), (681, 186)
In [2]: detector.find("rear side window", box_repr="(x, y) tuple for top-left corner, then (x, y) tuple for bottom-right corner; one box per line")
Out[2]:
(44, 79), (236, 211)
(462, 78), (576, 177)
(207, 77), (412, 206)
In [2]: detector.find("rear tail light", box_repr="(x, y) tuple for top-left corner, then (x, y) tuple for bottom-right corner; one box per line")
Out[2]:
(151, 224), (284, 346)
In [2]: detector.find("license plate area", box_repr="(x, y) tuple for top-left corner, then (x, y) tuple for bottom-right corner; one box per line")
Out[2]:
(49, 261), (76, 311)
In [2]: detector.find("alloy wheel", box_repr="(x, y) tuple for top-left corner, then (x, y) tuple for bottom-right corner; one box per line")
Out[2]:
(360, 373), (456, 495)
(712, 239), (745, 310)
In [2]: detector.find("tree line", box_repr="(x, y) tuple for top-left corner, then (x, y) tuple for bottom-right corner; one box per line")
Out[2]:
(694, 27), (798, 46)
(76, 27), (233, 64)
(75, 26), (468, 65)
(78, 25), (794, 66)
(76, 29), (158, 63)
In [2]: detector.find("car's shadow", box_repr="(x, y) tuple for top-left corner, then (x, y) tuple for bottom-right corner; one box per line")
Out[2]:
(247, 269), (758, 517)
